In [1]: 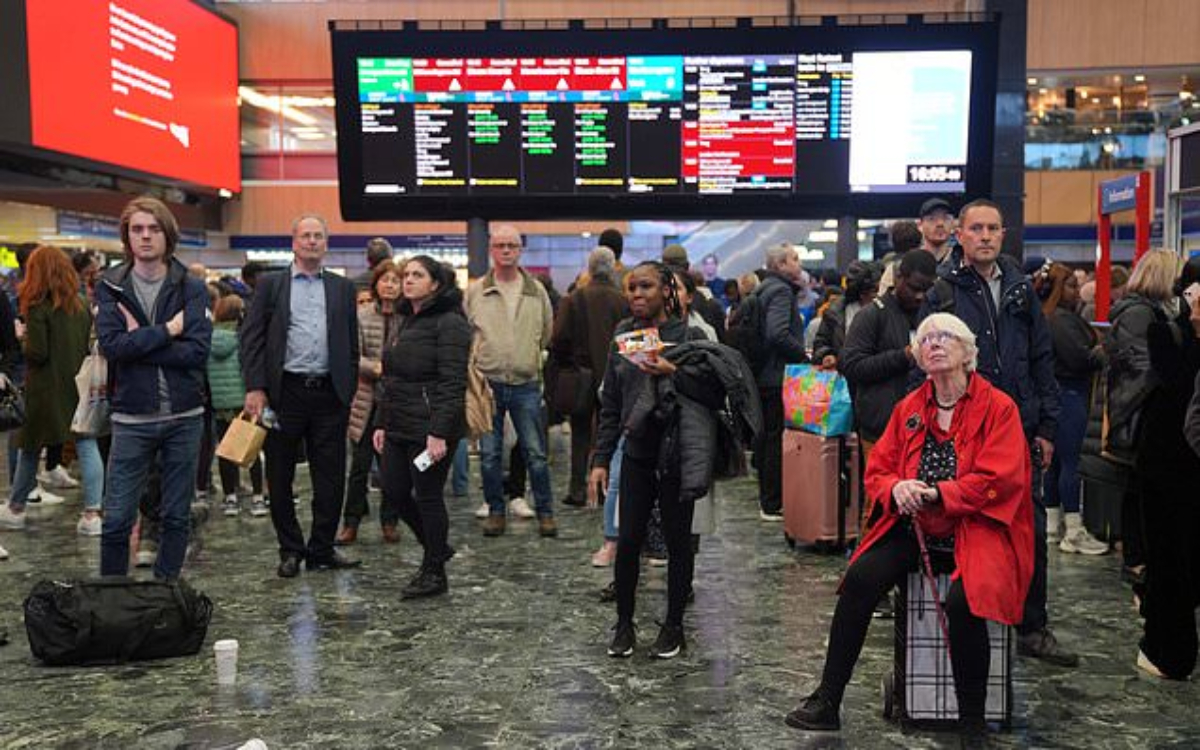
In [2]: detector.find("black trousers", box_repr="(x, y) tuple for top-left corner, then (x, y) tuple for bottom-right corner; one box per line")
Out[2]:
(1139, 472), (1200, 679)
(265, 375), (349, 563)
(615, 452), (695, 628)
(756, 386), (784, 514)
(819, 524), (990, 722)
(567, 407), (595, 502)
(214, 417), (263, 497)
(196, 404), (215, 493)
(343, 409), (383, 526)
(381, 436), (451, 567)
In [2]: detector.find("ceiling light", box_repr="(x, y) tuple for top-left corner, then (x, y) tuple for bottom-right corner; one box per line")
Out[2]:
(1027, 77), (1038, 86)
(293, 132), (328, 140)
(1134, 74), (1145, 83)
(239, 86), (318, 126)
(1079, 88), (1088, 99)
(1038, 87), (1047, 95)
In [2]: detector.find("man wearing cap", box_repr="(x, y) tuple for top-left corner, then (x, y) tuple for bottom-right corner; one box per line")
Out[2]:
(918, 197), (956, 264)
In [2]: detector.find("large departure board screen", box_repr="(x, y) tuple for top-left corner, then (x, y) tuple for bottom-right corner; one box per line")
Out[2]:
(332, 19), (998, 220)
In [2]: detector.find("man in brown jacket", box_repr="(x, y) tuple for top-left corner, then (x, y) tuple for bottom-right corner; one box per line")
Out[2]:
(549, 247), (628, 508)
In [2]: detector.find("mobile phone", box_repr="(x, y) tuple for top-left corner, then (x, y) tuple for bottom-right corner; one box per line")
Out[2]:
(413, 450), (434, 472)
(1183, 282), (1200, 307)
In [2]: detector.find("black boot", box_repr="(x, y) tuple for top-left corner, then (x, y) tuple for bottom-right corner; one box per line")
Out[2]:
(784, 689), (841, 731)
(958, 716), (989, 749)
(401, 564), (448, 599)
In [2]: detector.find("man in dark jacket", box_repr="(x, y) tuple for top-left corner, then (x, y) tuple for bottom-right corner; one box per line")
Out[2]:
(813, 261), (882, 369)
(755, 242), (809, 520)
(96, 196), (212, 581)
(241, 214), (361, 578)
(663, 244), (726, 342)
(548, 247), (628, 507)
(841, 250), (937, 454)
(919, 198), (1073, 667)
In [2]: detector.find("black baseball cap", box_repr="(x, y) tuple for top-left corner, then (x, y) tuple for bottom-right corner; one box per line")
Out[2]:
(918, 198), (954, 218)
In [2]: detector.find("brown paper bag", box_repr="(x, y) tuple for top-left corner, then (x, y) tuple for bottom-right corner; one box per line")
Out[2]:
(215, 410), (267, 468)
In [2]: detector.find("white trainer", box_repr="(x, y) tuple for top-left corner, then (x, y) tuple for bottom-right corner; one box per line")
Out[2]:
(76, 514), (102, 537)
(510, 497), (536, 519)
(38, 465), (80, 490)
(26, 487), (65, 506)
(473, 501), (491, 519)
(0, 541), (8, 559)
(1137, 649), (1166, 678)
(0, 504), (27, 529)
(1059, 528), (1109, 556)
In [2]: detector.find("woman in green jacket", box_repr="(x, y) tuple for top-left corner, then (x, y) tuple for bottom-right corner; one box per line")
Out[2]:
(0, 246), (91, 531)
(207, 294), (265, 517)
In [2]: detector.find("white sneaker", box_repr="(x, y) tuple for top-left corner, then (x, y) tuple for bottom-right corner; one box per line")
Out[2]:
(76, 514), (102, 536)
(0, 504), (27, 529)
(759, 510), (784, 522)
(1059, 528), (1109, 556)
(26, 487), (64, 506)
(222, 495), (240, 517)
(135, 545), (156, 568)
(249, 495), (269, 517)
(38, 465), (80, 490)
(0, 542), (8, 560)
(510, 497), (536, 519)
(474, 501), (491, 519)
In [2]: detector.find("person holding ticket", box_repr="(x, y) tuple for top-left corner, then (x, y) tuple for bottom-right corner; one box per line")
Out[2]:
(373, 255), (471, 600)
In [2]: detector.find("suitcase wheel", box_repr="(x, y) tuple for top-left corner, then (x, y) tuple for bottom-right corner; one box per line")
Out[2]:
(881, 670), (897, 721)
(784, 533), (796, 549)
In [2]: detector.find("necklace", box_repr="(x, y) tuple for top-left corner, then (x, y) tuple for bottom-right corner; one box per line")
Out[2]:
(935, 398), (959, 410)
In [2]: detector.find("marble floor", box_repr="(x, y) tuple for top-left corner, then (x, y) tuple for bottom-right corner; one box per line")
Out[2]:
(0, 444), (1197, 749)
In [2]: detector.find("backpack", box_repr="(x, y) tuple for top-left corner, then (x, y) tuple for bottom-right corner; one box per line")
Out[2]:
(726, 291), (767, 375)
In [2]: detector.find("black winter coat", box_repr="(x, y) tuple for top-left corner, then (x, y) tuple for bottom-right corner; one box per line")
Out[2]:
(1103, 294), (1166, 460)
(757, 272), (808, 388)
(1048, 306), (1105, 384)
(840, 292), (916, 443)
(1136, 306), (1200, 480)
(376, 286), (471, 444)
(920, 250), (1059, 442)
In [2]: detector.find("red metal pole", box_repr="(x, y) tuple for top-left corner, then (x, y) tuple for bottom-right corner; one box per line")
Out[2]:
(1135, 170), (1152, 262)
(1097, 183), (1113, 322)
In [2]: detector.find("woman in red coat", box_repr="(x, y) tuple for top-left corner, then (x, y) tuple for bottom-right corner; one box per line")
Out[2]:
(786, 312), (1034, 740)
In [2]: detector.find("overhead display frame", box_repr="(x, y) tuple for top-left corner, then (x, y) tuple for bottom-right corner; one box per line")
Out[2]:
(331, 17), (1000, 221)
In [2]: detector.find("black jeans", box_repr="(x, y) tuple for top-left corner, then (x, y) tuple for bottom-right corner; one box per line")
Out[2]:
(196, 404), (215, 493)
(819, 524), (990, 722)
(265, 375), (349, 563)
(343, 410), (381, 526)
(1139, 472), (1200, 679)
(214, 417), (263, 497)
(381, 436), (451, 567)
(756, 386), (784, 514)
(1020, 445), (1048, 635)
(615, 452), (695, 628)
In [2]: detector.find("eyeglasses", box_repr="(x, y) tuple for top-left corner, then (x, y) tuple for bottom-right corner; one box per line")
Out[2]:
(490, 241), (520, 250)
(918, 330), (959, 347)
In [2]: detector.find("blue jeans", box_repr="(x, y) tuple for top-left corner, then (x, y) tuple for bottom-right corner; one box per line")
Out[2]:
(480, 381), (554, 516)
(1045, 381), (1089, 514)
(7, 448), (40, 510)
(451, 438), (469, 497)
(76, 437), (105, 512)
(100, 416), (203, 580)
(603, 437), (625, 541)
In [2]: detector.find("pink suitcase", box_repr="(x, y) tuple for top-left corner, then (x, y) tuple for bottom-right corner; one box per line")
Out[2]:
(782, 429), (860, 550)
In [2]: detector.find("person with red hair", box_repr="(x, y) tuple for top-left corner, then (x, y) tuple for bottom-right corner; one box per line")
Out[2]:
(0, 246), (91, 533)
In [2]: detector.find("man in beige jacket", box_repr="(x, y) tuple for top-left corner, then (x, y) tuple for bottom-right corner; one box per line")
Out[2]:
(466, 224), (557, 538)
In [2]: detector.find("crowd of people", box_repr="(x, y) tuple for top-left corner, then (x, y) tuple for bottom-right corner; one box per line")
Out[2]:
(1, 193), (1199, 745)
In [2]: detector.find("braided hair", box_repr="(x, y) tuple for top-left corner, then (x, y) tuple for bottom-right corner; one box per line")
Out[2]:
(631, 260), (683, 319)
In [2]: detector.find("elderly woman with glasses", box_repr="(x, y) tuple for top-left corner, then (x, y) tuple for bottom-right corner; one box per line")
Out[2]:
(787, 312), (1034, 742)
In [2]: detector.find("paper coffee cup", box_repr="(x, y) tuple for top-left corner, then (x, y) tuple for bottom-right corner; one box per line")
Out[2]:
(213, 639), (239, 685)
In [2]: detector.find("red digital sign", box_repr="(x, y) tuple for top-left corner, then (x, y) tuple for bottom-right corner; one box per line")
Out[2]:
(25, 0), (239, 193)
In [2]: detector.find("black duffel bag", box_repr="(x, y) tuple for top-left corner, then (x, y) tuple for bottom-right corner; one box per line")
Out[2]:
(23, 577), (213, 665)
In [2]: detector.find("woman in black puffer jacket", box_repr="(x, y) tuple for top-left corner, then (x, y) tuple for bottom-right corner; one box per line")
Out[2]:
(373, 256), (471, 599)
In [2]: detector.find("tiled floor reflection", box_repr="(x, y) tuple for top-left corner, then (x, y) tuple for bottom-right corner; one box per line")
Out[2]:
(1, 448), (1197, 748)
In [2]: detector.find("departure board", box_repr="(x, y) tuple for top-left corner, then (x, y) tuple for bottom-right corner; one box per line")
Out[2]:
(333, 20), (999, 219)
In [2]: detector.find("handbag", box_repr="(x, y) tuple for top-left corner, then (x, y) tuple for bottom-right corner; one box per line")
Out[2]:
(24, 577), (212, 665)
(70, 349), (110, 437)
(464, 337), (495, 440)
(215, 410), (267, 468)
(0, 372), (24, 431)
(781, 363), (853, 436)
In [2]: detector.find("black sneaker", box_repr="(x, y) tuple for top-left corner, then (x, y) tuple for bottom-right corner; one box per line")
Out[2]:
(872, 593), (894, 620)
(1017, 627), (1079, 667)
(607, 620), (636, 658)
(648, 622), (685, 659)
(784, 690), (841, 731)
(598, 580), (616, 603)
(401, 565), (448, 599)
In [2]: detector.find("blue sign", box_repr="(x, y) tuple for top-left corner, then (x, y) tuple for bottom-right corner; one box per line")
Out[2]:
(1100, 174), (1139, 214)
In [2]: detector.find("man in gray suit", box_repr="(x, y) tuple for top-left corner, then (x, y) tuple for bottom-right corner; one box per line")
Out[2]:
(241, 214), (360, 577)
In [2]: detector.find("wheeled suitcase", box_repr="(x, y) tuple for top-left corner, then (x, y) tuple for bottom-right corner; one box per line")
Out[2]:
(782, 429), (860, 550)
(1078, 453), (1125, 542)
(882, 569), (1013, 727)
